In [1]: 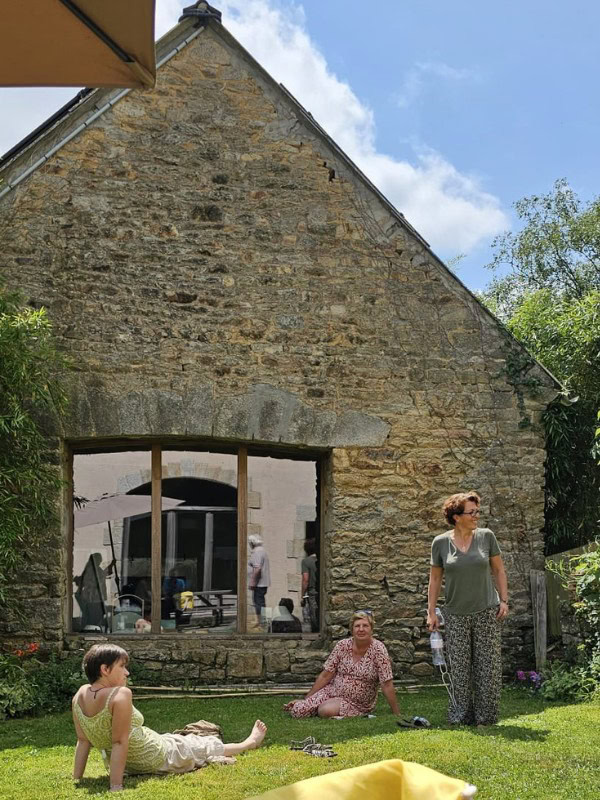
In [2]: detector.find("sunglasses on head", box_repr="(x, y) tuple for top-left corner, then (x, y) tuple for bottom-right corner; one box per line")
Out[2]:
(355, 609), (373, 616)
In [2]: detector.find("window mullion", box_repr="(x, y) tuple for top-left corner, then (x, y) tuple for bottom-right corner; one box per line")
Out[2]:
(66, 447), (74, 632)
(150, 444), (162, 634)
(237, 446), (248, 633)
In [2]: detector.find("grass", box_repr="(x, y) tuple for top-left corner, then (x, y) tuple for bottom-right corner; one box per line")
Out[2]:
(0, 688), (598, 799)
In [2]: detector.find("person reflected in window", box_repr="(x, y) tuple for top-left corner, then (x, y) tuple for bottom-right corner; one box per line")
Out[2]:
(162, 570), (185, 624)
(247, 534), (271, 625)
(74, 553), (108, 631)
(271, 597), (302, 633)
(301, 538), (319, 632)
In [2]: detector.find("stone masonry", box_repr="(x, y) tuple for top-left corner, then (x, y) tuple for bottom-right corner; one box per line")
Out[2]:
(0, 14), (558, 683)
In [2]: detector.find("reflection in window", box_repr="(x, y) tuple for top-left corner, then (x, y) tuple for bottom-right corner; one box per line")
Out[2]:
(72, 451), (151, 634)
(124, 451), (238, 633)
(72, 447), (320, 636)
(73, 450), (238, 634)
(123, 508), (237, 632)
(247, 456), (319, 634)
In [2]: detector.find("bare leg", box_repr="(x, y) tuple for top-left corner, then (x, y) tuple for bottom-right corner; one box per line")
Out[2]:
(317, 698), (342, 718)
(223, 720), (267, 756)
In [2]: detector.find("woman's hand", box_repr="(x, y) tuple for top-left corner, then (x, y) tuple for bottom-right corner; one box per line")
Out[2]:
(496, 600), (509, 620)
(282, 700), (296, 712)
(426, 611), (439, 632)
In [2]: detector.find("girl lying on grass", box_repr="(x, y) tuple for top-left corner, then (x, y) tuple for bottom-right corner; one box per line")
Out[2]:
(72, 644), (266, 792)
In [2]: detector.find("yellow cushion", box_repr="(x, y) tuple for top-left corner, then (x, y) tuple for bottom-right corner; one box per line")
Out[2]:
(247, 759), (472, 800)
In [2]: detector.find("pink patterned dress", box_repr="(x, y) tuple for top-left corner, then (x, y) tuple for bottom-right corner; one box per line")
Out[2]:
(288, 638), (394, 718)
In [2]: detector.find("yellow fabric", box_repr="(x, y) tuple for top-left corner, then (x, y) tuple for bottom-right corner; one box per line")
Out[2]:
(247, 759), (470, 800)
(178, 591), (194, 610)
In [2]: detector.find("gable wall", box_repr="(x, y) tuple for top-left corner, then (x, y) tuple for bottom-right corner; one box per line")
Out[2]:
(0, 23), (556, 681)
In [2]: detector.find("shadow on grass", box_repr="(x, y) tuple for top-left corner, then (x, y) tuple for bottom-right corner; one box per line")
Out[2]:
(456, 723), (550, 742)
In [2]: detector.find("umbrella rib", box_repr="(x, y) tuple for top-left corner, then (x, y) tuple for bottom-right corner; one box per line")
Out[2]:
(58, 0), (155, 86)
(58, 0), (133, 60)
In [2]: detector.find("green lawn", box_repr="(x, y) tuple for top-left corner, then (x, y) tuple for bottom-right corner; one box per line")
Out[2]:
(0, 688), (598, 799)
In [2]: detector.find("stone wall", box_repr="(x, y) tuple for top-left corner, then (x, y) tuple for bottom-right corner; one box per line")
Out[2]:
(0, 18), (557, 680)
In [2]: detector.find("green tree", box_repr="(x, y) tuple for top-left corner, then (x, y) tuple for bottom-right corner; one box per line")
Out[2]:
(485, 178), (600, 320)
(482, 181), (600, 554)
(0, 283), (66, 610)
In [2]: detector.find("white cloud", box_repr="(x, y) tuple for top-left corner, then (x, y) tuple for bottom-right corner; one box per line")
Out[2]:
(396, 61), (477, 108)
(1, 0), (508, 255)
(218, 0), (507, 253)
(155, 0), (186, 38)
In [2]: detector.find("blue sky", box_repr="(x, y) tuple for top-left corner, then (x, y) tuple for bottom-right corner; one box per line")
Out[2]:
(1, 0), (598, 290)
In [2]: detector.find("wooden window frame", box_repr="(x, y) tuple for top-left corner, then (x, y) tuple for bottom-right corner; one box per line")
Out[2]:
(68, 440), (324, 637)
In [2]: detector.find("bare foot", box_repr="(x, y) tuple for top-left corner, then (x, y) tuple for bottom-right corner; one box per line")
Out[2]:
(246, 719), (267, 750)
(283, 701), (296, 712)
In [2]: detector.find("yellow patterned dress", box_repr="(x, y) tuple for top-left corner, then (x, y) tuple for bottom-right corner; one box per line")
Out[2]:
(74, 687), (226, 774)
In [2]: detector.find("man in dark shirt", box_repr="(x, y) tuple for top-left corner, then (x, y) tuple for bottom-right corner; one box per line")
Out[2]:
(301, 538), (319, 632)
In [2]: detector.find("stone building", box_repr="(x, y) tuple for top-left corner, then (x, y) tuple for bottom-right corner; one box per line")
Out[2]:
(0, 6), (558, 684)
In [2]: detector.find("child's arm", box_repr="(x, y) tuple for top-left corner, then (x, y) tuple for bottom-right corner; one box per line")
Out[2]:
(72, 700), (92, 779)
(109, 688), (133, 791)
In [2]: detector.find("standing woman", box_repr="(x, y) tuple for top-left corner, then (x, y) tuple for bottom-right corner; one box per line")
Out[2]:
(427, 491), (508, 726)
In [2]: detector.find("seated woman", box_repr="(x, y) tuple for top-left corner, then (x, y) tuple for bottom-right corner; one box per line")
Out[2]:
(284, 611), (400, 718)
(72, 644), (266, 792)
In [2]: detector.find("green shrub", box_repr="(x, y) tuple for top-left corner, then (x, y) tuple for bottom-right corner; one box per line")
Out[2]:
(539, 653), (600, 703)
(29, 654), (84, 714)
(0, 645), (84, 719)
(0, 651), (36, 718)
(539, 660), (588, 702)
(547, 541), (600, 699)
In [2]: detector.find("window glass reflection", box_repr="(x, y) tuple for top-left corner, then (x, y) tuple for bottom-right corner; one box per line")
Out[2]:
(247, 456), (319, 633)
(73, 451), (151, 634)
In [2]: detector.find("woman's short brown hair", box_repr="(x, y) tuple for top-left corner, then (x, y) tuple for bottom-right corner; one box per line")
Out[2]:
(349, 610), (375, 631)
(82, 644), (129, 682)
(442, 491), (481, 526)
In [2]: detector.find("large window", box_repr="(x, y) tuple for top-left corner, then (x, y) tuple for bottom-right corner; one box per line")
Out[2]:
(70, 444), (321, 635)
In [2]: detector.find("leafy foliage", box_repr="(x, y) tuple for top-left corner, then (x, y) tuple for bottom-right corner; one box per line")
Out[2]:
(481, 181), (600, 553)
(538, 659), (594, 702)
(0, 644), (84, 719)
(508, 290), (600, 551)
(0, 282), (66, 608)
(484, 179), (600, 319)
(544, 544), (600, 701)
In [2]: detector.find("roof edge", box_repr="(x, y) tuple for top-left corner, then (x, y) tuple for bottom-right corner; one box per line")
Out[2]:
(0, 11), (562, 396)
(206, 21), (563, 394)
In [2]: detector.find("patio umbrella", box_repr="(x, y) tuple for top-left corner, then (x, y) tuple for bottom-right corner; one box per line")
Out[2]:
(1, 0), (156, 89)
(74, 493), (181, 593)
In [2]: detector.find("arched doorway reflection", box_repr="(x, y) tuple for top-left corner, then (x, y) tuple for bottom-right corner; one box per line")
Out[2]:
(121, 477), (237, 630)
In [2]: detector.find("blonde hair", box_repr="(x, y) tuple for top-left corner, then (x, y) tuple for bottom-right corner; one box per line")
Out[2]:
(350, 610), (374, 631)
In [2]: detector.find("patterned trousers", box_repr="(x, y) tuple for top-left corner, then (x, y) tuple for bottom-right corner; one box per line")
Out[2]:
(444, 605), (502, 725)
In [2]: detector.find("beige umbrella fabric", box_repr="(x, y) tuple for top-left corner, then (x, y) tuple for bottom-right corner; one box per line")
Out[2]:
(74, 492), (181, 595)
(1, 0), (156, 88)
(74, 492), (180, 528)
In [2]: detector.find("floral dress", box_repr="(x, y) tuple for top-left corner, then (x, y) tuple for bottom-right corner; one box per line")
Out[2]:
(288, 638), (393, 718)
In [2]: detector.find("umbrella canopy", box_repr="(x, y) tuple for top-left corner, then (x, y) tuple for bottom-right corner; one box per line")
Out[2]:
(1, 0), (156, 89)
(74, 493), (180, 527)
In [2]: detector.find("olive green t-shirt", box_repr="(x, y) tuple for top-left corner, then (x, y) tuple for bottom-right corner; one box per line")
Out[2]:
(430, 528), (501, 616)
